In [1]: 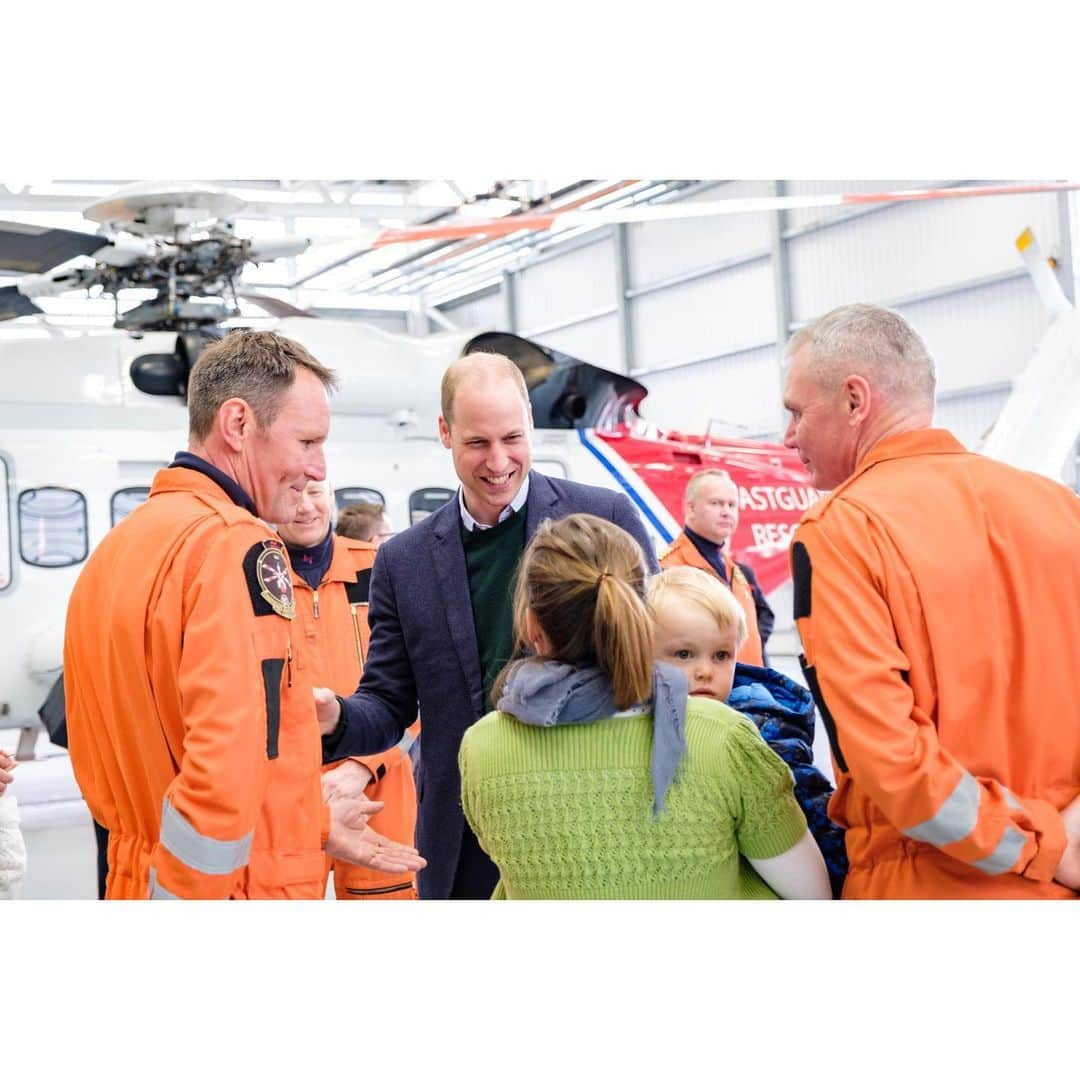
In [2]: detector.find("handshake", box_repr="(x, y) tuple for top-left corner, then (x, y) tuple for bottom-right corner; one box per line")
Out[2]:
(320, 755), (425, 877)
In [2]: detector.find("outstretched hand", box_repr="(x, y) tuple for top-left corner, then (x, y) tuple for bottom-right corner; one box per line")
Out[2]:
(324, 796), (426, 875)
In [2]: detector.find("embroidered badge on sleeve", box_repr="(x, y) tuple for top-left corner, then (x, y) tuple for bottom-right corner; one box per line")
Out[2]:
(244, 538), (296, 619)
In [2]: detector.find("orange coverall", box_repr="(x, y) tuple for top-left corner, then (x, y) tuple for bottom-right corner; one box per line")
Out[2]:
(792, 429), (1080, 898)
(660, 531), (764, 665)
(64, 467), (328, 899)
(290, 536), (420, 900)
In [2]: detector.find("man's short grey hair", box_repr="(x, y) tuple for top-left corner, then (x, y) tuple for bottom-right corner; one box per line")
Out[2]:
(786, 303), (936, 406)
(684, 468), (736, 508)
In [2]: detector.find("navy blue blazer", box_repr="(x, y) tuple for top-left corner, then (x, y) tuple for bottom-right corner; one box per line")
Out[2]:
(323, 469), (658, 899)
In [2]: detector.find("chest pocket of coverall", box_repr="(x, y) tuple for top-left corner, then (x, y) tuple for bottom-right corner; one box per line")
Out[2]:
(252, 617), (320, 766)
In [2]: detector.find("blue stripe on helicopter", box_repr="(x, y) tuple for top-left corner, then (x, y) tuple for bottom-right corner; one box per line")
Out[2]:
(577, 428), (674, 544)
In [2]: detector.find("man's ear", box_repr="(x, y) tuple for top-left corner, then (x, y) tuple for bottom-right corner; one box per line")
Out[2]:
(843, 375), (873, 425)
(218, 397), (251, 452)
(437, 414), (452, 449)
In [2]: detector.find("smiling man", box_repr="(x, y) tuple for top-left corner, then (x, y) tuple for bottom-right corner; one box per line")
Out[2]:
(317, 350), (658, 899)
(64, 331), (424, 899)
(660, 468), (773, 665)
(277, 479), (421, 902)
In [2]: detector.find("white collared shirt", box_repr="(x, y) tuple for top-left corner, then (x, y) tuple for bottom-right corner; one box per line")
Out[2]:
(458, 474), (530, 532)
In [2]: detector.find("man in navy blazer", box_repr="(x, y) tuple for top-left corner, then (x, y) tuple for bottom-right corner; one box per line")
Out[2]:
(317, 352), (658, 899)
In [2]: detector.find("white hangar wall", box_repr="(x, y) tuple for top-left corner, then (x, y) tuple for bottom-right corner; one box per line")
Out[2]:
(434, 286), (503, 333)
(431, 181), (1078, 486)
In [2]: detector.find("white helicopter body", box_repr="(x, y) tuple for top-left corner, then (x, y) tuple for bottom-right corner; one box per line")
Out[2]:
(1, 184), (1077, 899)
(0, 314), (825, 749)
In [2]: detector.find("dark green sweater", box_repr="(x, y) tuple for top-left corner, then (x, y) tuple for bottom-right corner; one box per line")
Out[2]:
(461, 508), (528, 709)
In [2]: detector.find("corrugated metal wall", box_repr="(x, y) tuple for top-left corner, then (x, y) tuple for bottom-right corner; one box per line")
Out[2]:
(434, 181), (1077, 482)
(436, 286), (503, 331)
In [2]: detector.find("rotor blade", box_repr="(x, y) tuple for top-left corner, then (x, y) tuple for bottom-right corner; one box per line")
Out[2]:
(372, 181), (1080, 248)
(0, 221), (106, 273)
(981, 308), (1080, 478)
(237, 291), (315, 319)
(1015, 228), (1072, 319)
(0, 284), (44, 321)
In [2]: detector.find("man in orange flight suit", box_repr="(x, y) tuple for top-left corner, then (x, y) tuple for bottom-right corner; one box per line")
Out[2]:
(279, 482), (420, 900)
(660, 468), (772, 666)
(782, 302), (1080, 899)
(64, 331), (424, 899)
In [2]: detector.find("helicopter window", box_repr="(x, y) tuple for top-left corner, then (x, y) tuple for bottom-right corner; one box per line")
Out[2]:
(0, 455), (11, 592)
(409, 487), (455, 525)
(18, 487), (89, 568)
(111, 487), (151, 528)
(335, 487), (385, 511)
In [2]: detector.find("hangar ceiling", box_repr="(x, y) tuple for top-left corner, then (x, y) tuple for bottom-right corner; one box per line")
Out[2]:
(0, 179), (698, 335)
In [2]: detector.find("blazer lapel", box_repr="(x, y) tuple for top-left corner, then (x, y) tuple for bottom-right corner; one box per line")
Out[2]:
(430, 501), (484, 706)
(524, 469), (561, 543)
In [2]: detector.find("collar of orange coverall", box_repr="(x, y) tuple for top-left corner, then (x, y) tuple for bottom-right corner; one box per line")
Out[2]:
(167, 451), (258, 516)
(320, 533), (377, 586)
(151, 460), (257, 515)
(799, 428), (968, 525)
(854, 428), (967, 477)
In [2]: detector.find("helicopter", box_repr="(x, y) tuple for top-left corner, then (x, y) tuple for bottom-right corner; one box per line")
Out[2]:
(1, 180), (309, 327)
(0, 183), (820, 762)
(3, 181), (1075, 769)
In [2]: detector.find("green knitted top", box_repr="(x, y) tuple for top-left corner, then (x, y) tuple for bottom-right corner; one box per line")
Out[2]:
(459, 696), (806, 899)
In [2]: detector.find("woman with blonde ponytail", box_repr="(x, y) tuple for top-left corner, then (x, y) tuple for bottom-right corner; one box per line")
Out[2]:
(460, 513), (820, 900)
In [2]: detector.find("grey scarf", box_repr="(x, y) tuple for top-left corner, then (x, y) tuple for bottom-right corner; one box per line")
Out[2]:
(495, 659), (689, 814)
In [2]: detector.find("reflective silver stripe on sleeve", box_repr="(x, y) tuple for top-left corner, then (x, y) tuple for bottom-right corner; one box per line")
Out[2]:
(396, 730), (416, 756)
(148, 867), (180, 900)
(903, 771), (980, 848)
(1003, 788), (1022, 811)
(971, 825), (1027, 875)
(159, 796), (253, 876)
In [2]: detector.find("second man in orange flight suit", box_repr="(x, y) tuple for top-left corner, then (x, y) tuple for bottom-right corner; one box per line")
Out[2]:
(279, 483), (420, 900)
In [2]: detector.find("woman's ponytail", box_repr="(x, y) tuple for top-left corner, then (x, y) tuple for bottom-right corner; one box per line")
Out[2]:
(592, 572), (653, 709)
(494, 513), (654, 710)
